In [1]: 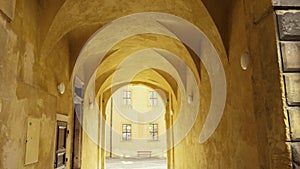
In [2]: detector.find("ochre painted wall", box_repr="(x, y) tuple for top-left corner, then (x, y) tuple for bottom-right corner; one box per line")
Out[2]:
(0, 0), (73, 169)
(247, 0), (291, 168)
(105, 86), (167, 158)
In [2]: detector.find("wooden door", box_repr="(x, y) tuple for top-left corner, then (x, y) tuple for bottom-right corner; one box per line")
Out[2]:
(54, 121), (68, 169)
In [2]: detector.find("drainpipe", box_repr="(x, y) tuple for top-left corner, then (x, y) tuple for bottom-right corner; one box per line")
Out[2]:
(110, 98), (113, 158)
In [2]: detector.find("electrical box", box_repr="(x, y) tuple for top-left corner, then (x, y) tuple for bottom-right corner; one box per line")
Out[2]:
(24, 117), (40, 165)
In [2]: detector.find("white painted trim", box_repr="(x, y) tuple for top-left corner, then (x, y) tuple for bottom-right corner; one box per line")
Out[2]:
(56, 114), (68, 122)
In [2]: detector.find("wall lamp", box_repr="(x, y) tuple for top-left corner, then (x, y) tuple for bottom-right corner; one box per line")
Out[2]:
(57, 82), (65, 94)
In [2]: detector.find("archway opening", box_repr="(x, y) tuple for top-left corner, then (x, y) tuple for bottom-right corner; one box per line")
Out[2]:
(104, 84), (168, 169)
(70, 12), (226, 169)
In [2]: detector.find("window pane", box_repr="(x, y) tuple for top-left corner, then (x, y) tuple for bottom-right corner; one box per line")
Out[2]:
(149, 124), (158, 140)
(123, 91), (131, 105)
(153, 99), (158, 106)
(149, 91), (158, 106)
(127, 133), (131, 140)
(149, 91), (157, 98)
(122, 124), (131, 141)
(122, 133), (127, 140)
(123, 91), (131, 98)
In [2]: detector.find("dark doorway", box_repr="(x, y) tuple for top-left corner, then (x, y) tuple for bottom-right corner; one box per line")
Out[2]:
(72, 106), (83, 169)
(72, 76), (84, 169)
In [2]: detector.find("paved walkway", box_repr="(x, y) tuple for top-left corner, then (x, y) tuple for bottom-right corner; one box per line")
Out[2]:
(106, 157), (167, 169)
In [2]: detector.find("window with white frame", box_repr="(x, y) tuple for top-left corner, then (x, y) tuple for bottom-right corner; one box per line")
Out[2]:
(149, 91), (158, 106)
(122, 124), (132, 141)
(149, 123), (158, 141)
(123, 91), (131, 105)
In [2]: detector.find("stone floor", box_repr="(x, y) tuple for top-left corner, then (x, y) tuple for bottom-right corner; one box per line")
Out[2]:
(105, 157), (167, 169)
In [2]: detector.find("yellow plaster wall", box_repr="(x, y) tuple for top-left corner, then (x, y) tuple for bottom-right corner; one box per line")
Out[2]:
(0, 0), (73, 169)
(81, 83), (100, 169)
(104, 87), (167, 157)
(246, 0), (291, 168)
(81, 131), (99, 169)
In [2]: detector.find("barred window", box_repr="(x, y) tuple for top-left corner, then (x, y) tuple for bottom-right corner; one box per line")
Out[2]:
(122, 124), (132, 141)
(123, 91), (131, 105)
(149, 123), (158, 141)
(149, 91), (157, 106)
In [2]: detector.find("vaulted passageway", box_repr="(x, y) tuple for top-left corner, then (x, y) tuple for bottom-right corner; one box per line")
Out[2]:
(1, 0), (299, 169)
(71, 12), (225, 168)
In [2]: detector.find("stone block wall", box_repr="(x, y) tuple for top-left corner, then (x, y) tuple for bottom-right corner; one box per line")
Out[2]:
(274, 1), (300, 169)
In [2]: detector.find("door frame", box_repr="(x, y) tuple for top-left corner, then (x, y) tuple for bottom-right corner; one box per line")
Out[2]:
(54, 114), (69, 169)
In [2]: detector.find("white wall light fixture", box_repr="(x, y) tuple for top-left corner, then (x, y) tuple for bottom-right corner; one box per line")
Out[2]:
(188, 94), (193, 104)
(89, 98), (94, 109)
(89, 102), (94, 109)
(57, 82), (65, 94)
(241, 52), (250, 70)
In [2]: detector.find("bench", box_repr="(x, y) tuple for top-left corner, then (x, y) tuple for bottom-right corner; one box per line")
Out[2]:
(137, 150), (152, 158)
